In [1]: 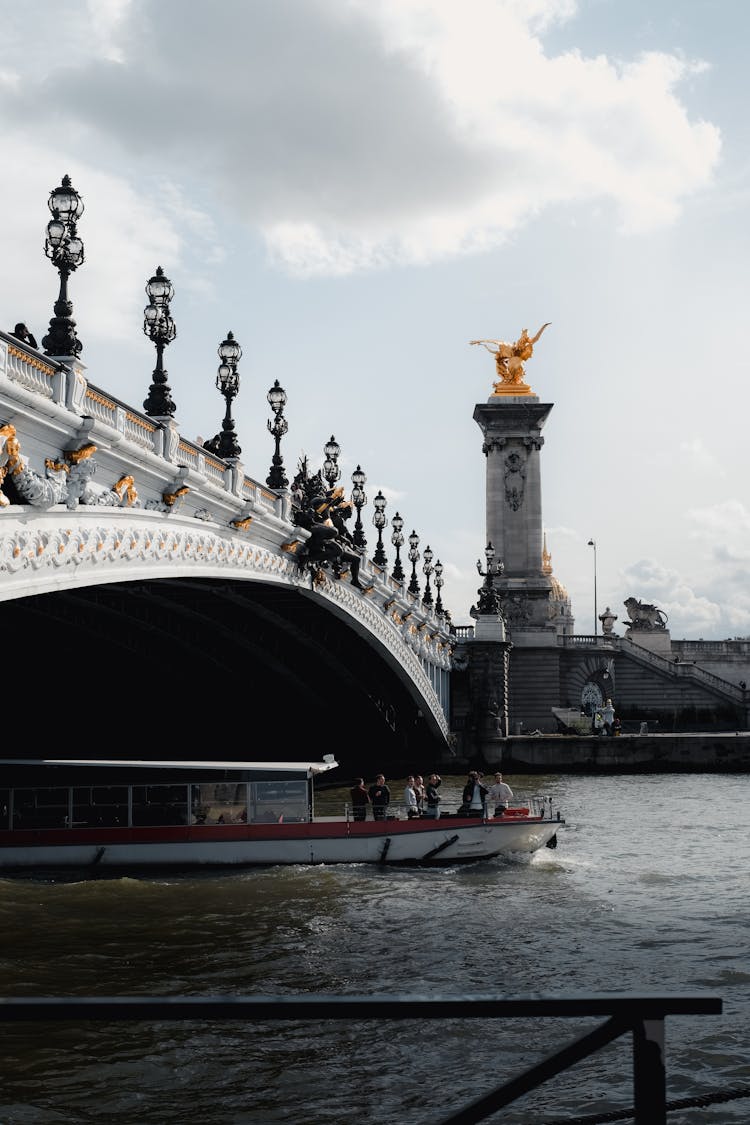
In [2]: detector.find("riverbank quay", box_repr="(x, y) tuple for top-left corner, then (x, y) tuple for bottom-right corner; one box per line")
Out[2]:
(470, 732), (750, 773)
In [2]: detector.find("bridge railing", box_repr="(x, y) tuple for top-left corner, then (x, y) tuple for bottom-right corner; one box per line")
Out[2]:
(0, 992), (723, 1125)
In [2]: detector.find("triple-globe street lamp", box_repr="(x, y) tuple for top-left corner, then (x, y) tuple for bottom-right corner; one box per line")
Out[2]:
(434, 559), (445, 616)
(204, 331), (242, 459)
(42, 174), (85, 358)
(372, 491), (387, 567)
(322, 436), (341, 490)
(422, 545), (434, 606)
(391, 512), (405, 583)
(142, 266), (177, 418)
(351, 466), (367, 549)
(266, 381), (289, 489)
(407, 530), (420, 596)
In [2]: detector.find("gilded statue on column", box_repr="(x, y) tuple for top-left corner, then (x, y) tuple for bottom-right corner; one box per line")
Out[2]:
(470, 323), (550, 396)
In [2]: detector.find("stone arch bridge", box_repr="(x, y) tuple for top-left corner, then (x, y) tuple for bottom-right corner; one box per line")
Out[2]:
(0, 333), (453, 775)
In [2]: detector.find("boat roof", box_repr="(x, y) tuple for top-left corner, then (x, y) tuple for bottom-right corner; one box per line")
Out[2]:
(0, 757), (339, 776)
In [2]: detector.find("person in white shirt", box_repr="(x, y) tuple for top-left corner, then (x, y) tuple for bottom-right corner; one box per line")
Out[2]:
(404, 776), (420, 819)
(413, 774), (426, 815)
(487, 772), (513, 817)
(601, 699), (615, 737)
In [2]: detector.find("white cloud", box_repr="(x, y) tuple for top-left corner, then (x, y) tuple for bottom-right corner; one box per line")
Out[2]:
(0, 0), (721, 279)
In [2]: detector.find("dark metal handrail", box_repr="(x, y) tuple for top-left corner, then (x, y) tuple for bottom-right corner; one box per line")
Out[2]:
(0, 992), (722, 1125)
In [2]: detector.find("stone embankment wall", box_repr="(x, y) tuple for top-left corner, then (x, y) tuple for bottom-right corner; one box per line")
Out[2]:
(473, 733), (750, 773)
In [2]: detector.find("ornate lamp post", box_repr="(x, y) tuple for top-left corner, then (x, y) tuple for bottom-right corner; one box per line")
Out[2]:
(422, 545), (434, 606)
(42, 174), (85, 358)
(434, 559), (445, 616)
(351, 465), (367, 549)
(322, 436), (341, 490)
(588, 538), (598, 638)
(266, 380), (289, 489)
(476, 541), (504, 614)
(407, 530), (420, 596)
(391, 512), (405, 583)
(142, 266), (177, 418)
(372, 490), (387, 567)
(204, 331), (242, 459)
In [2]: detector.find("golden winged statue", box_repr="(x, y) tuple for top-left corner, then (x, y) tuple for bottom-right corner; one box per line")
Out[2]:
(470, 323), (551, 396)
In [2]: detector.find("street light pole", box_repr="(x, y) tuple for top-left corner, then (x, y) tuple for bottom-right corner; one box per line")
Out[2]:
(588, 538), (598, 638)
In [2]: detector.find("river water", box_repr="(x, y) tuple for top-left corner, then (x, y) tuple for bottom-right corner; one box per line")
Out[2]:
(0, 772), (748, 1125)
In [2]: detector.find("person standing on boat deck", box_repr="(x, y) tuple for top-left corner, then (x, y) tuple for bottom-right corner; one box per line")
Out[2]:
(368, 774), (391, 820)
(424, 774), (442, 818)
(601, 699), (615, 737)
(350, 778), (370, 821)
(487, 772), (513, 817)
(462, 771), (489, 817)
(404, 776), (420, 819)
(413, 774), (426, 815)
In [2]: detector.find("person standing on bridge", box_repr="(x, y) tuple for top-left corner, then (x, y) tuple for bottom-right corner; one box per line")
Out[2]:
(368, 774), (391, 820)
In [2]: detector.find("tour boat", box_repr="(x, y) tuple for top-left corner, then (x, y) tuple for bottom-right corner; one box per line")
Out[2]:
(0, 758), (564, 875)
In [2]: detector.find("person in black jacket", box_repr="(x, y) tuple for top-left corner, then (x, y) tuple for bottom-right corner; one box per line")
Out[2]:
(349, 778), (370, 822)
(10, 323), (38, 349)
(461, 771), (489, 817)
(368, 774), (391, 820)
(424, 774), (442, 819)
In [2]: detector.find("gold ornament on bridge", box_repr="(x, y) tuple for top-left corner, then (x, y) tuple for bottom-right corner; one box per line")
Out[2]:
(163, 485), (189, 508)
(0, 423), (21, 505)
(470, 323), (550, 396)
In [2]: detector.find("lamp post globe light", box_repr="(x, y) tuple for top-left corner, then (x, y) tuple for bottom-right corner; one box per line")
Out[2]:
(204, 331), (242, 459)
(266, 380), (289, 489)
(390, 512), (405, 583)
(142, 266), (177, 418)
(407, 530), (420, 596)
(42, 174), (85, 358)
(422, 544), (434, 606)
(372, 490), (387, 567)
(350, 465), (367, 549)
(322, 435), (341, 490)
(588, 538), (598, 638)
(434, 559), (444, 616)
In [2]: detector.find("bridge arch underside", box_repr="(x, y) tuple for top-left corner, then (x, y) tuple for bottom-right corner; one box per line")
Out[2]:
(6, 578), (445, 779)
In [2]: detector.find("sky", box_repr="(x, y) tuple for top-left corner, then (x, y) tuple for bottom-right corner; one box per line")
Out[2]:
(1, 0), (748, 640)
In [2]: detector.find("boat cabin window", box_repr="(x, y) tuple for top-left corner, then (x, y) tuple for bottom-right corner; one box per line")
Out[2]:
(248, 780), (308, 823)
(0, 789), (9, 829)
(191, 783), (247, 825)
(72, 786), (128, 828)
(12, 787), (70, 829)
(132, 785), (189, 827)
(190, 780), (309, 824)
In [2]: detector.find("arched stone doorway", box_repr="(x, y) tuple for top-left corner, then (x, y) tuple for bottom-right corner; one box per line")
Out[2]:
(581, 663), (615, 717)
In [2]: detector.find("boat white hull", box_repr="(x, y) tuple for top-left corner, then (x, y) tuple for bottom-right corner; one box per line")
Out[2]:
(0, 816), (562, 873)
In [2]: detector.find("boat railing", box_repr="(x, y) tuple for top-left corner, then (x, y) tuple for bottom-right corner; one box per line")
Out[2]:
(326, 801), (559, 828)
(0, 992), (723, 1124)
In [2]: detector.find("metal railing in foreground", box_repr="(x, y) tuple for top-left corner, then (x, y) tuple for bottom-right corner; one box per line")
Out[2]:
(0, 992), (723, 1125)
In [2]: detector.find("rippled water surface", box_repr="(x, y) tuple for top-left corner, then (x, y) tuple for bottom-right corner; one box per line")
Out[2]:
(1, 772), (748, 1124)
